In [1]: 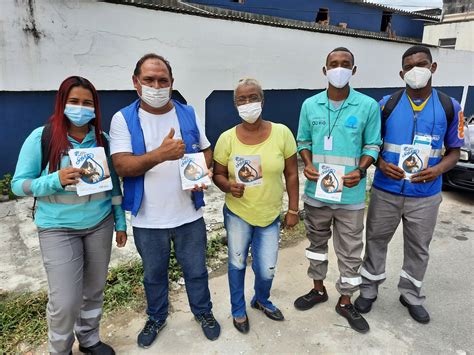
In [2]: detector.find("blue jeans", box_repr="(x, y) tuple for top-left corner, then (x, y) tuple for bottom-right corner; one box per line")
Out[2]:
(133, 217), (212, 321)
(223, 205), (280, 318)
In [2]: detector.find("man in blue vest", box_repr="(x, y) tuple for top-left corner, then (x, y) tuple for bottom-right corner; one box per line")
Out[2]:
(355, 45), (464, 324)
(110, 53), (220, 347)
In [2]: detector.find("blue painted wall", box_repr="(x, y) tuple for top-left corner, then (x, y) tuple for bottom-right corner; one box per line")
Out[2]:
(204, 86), (465, 147)
(390, 14), (425, 38)
(189, 0), (425, 38)
(1, 86), (467, 176)
(0, 90), (187, 176)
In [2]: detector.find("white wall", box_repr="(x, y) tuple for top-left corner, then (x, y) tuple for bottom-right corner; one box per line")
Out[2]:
(423, 21), (474, 51)
(1, 0), (473, 117)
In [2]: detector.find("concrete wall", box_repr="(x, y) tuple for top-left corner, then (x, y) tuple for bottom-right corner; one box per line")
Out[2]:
(423, 20), (474, 51)
(442, 0), (473, 15)
(1, 0), (473, 175)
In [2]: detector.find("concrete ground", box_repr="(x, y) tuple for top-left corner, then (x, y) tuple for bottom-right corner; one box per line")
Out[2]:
(2, 166), (472, 354)
(98, 189), (472, 354)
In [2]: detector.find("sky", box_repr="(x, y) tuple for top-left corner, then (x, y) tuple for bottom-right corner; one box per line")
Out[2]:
(372, 0), (443, 11)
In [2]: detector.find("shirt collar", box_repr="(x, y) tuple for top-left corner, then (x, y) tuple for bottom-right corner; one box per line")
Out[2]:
(316, 87), (359, 110)
(67, 125), (96, 144)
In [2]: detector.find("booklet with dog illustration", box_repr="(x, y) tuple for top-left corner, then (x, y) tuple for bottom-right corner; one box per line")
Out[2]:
(68, 147), (112, 196)
(233, 155), (263, 186)
(179, 152), (211, 190)
(398, 144), (431, 180)
(315, 163), (344, 202)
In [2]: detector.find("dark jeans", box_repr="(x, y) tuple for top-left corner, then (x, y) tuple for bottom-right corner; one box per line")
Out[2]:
(133, 217), (212, 321)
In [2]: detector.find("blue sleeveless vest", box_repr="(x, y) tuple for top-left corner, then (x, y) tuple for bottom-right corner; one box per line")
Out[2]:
(120, 99), (205, 216)
(373, 89), (447, 197)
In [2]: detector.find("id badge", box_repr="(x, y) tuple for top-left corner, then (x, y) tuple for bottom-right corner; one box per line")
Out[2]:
(413, 134), (432, 147)
(324, 136), (333, 151)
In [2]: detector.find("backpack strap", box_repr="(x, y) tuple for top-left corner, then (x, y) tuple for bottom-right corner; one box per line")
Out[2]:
(381, 89), (404, 138)
(436, 90), (455, 127)
(33, 123), (53, 220)
(101, 132), (110, 156)
(41, 123), (52, 173)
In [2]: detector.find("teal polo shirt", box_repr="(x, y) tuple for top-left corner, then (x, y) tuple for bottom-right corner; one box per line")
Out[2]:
(297, 87), (382, 205)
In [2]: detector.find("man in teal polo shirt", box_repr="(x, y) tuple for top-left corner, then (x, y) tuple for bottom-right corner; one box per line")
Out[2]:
(294, 47), (381, 333)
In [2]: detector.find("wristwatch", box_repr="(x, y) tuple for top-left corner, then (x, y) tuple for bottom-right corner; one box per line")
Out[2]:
(356, 167), (367, 178)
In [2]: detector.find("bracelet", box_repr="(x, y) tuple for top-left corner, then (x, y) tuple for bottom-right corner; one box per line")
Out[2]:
(287, 209), (299, 215)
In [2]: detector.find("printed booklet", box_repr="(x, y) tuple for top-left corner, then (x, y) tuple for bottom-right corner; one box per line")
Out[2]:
(315, 163), (345, 202)
(68, 147), (112, 196)
(398, 144), (431, 180)
(179, 152), (211, 190)
(233, 155), (263, 186)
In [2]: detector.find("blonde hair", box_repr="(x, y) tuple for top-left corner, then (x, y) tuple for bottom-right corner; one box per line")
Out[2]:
(234, 78), (264, 101)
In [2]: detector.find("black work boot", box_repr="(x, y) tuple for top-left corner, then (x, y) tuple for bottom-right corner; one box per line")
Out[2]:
(79, 341), (115, 355)
(336, 297), (370, 334)
(354, 295), (377, 314)
(399, 295), (430, 324)
(294, 287), (328, 311)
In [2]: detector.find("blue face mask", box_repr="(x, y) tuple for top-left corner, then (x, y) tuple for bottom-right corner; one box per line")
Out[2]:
(64, 104), (95, 127)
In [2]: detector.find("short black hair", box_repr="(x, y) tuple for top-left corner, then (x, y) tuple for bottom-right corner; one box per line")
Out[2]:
(402, 45), (432, 65)
(133, 53), (173, 79)
(326, 47), (355, 66)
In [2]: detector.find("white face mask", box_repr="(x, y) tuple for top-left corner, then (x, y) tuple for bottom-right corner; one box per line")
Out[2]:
(237, 102), (262, 124)
(403, 67), (432, 89)
(137, 80), (171, 108)
(325, 67), (353, 88)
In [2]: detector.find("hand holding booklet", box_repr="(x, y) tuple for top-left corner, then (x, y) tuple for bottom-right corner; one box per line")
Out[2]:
(179, 152), (211, 190)
(315, 163), (344, 202)
(233, 155), (263, 186)
(68, 147), (113, 196)
(398, 144), (431, 180)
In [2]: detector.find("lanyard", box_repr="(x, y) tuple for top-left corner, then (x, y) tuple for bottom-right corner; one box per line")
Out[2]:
(327, 94), (347, 138)
(409, 90), (436, 142)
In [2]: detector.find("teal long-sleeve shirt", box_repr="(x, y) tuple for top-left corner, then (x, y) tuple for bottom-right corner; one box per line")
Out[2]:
(296, 88), (382, 205)
(12, 126), (127, 231)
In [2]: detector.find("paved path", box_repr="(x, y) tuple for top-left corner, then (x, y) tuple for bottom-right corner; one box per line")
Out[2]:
(97, 189), (473, 354)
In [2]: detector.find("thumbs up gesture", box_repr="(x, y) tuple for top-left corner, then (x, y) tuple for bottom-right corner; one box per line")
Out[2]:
(157, 128), (185, 161)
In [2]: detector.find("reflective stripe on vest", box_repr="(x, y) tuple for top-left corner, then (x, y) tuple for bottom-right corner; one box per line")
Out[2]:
(37, 191), (109, 204)
(383, 143), (442, 158)
(313, 154), (360, 166)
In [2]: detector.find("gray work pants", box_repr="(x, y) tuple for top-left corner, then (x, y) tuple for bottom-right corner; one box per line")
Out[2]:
(304, 203), (365, 296)
(359, 188), (442, 305)
(38, 213), (114, 355)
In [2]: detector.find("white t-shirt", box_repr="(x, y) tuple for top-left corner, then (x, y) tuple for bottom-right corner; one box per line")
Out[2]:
(109, 106), (211, 229)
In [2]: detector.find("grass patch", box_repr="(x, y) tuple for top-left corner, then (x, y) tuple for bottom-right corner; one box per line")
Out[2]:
(0, 173), (15, 200)
(102, 259), (145, 314)
(279, 217), (306, 247)
(0, 236), (227, 353)
(0, 291), (48, 353)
